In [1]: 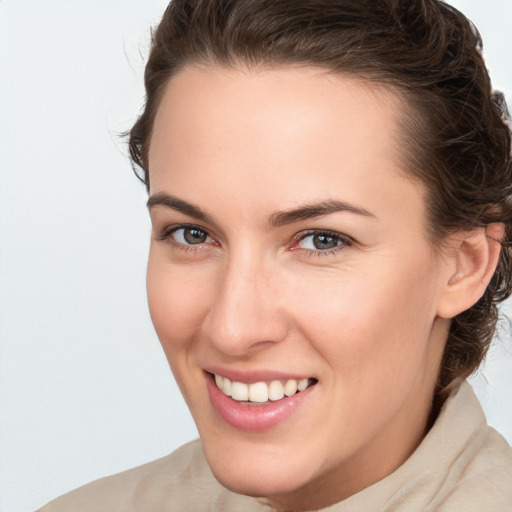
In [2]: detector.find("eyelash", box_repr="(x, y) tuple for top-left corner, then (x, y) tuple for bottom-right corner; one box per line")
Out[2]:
(292, 230), (353, 257)
(157, 224), (215, 253)
(157, 224), (353, 257)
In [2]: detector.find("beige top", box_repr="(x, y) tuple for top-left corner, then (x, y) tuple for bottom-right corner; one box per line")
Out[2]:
(39, 381), (512, 511)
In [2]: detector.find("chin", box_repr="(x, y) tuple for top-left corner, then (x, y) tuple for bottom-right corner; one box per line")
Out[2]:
(203, 442), (320, 500)
(211, 465), (303, 500)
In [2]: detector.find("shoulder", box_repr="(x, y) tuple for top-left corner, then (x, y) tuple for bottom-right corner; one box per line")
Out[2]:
(38, 440), (225, 512)
(433, 425), (512, 511)
(428, 382), (512, 511)
(339, 381), (512, 512)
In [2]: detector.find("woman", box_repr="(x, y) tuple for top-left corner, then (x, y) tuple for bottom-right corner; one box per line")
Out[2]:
(40, 0), (512, 510)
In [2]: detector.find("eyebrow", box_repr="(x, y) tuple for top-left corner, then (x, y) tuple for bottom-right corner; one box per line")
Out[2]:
(268, 200), (375, 227)
(147, 192), (375, 227)
(147, 192), (214, 224)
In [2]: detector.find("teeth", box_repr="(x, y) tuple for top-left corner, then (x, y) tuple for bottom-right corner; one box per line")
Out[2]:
(284, 379), (298, 397)
(231, 381), (249, 401)
(249, 382), (268, 403)
(221, 378), (232, 397)
(298, 378), (309, 391)
(214, 374), (313, 403)
(268, 380), (284, 401)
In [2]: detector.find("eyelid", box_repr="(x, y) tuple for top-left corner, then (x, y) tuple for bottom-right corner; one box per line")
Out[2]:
(291, 229), (353, 255)
(156, 224), (353, 257)
(296, 229), (352, 242)
(156, 223), (219, 252)
(157, 223), (208, 240)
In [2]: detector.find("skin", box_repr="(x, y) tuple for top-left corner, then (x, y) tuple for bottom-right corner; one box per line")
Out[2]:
(145, 65), (489, 511)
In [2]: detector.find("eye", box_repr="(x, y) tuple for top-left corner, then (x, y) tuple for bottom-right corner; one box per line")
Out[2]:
(294, 230), (352, 253)
(156, 224), (213, 247)
(170, 226), (213, 245)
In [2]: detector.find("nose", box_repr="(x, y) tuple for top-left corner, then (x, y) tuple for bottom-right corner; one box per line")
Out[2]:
(201, 250), (290, 357)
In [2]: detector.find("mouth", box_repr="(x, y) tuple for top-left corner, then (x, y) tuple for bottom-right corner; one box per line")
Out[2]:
(204, 371), (318, 431)
(212, 373), (317, 405)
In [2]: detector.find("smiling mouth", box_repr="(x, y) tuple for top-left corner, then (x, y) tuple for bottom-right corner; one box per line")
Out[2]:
(211, 373), (317, 404)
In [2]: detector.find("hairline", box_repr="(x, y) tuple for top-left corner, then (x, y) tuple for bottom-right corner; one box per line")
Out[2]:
(146, 58), (441, 247)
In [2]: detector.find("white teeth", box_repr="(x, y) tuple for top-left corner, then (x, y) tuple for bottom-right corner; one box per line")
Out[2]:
(214, 374), (313, 403)
(284, 379), (298, 397)
(268, 380), (284, 401)
(298, 378), (309, 391)
(221, 378), (232, 397)
(249, 382), (269, 403)
(231, 381), (249, 401)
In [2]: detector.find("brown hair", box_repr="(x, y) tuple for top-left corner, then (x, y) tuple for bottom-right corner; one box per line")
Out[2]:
(129, 0), (512, 392)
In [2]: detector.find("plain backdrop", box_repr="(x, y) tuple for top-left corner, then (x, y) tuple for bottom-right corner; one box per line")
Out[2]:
(0, 1), (511, 511)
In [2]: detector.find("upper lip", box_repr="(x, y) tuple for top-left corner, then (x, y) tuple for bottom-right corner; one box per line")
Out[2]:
(204, 366), (315, 384)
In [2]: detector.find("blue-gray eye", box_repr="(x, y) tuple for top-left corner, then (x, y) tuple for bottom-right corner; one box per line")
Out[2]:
(173, 227), (212, 245)
(298, 232), (344, 251)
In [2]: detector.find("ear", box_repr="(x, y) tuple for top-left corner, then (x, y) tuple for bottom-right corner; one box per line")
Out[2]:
(436, 223), (504, 319)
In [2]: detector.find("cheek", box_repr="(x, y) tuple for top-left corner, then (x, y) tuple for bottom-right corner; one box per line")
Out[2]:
(146, 252), (210, 354)
(287, 258), (439, 379)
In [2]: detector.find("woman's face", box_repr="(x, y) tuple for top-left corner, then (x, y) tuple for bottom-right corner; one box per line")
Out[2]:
(147, 65), (452, 510)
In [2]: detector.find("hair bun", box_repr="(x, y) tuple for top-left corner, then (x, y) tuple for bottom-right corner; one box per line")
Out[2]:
(492, 90), (511, 125)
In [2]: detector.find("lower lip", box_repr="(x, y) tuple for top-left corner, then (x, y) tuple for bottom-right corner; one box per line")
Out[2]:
(205, 374), (315, 432)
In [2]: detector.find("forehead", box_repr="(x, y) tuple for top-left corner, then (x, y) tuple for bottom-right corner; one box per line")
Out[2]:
(148, 65), (424, 226)
(150, 64), (406, 168)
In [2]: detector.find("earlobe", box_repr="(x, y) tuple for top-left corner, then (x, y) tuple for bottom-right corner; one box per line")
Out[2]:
(436, 223), (504, 319)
